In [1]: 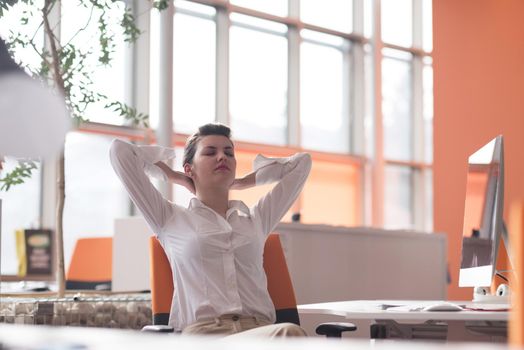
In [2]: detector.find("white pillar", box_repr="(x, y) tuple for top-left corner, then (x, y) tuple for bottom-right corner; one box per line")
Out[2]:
(156, 2), (174, 200)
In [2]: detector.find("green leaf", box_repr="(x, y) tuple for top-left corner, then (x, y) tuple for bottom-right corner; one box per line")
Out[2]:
(106, 101), (150, 128)
(0, 0), (18, 18)
(0, 161), (38, 192)
(153, 0), (170, 10)
(4, 0), (150, 125)
(121, 6), (141, 43)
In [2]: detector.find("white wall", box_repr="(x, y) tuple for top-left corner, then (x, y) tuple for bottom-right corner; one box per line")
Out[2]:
(276, 222), (447, 337)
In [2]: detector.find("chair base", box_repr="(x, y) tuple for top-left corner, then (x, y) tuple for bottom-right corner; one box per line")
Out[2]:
(316, 322), (357, 338)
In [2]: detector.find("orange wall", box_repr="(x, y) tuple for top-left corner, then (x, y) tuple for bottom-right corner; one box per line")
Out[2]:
(433, 0), (524, 299)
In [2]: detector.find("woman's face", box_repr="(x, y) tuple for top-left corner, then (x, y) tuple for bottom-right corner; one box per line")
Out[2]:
(186, 135), (237, 190)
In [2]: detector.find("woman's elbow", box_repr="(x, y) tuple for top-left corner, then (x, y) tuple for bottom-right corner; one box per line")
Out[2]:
(110, 139), (130, 156)
(300, 153), (312, 173)
(109, 139), (135, 166)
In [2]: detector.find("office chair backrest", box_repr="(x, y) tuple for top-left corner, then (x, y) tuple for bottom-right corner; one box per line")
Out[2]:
(148, 232), (300, 326)
(149, 235), (174, 325)
(263, 233), (300, 324)
(66, 237), (112, 290)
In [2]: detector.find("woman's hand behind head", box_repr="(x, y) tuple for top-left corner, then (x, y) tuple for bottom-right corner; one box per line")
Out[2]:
(230, 172), (256, 191)
(180, 173), (196, 195)
(155, 161), (196, 194)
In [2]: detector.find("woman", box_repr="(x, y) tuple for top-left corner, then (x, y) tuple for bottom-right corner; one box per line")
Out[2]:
(110, 123), (311, 337)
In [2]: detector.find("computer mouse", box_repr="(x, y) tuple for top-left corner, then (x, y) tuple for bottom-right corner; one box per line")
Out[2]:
(422, 302), (464, 312)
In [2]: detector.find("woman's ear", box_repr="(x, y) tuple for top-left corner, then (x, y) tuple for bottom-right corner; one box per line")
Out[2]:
(183, 163), (193, 177)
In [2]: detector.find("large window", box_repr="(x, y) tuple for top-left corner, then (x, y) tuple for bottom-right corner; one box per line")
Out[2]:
(300, 31), (349, 153)
(155, 0), (431, 230)
(148, 0), (368, 224)
(171, 3), (216, 134)
(382, 50), (413, 161)
(0, 0), (134, 278)
(60, 1), (129, 125)
(230, 15), (288, 145)
(380, 0), (434, 230)
(301, 0), (353, 33)
(1, 0), (433, 278)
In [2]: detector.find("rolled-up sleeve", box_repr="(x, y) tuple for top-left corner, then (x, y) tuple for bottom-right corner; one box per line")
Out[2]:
(109, 139), (175, 234)
(251, 153), (312, 236)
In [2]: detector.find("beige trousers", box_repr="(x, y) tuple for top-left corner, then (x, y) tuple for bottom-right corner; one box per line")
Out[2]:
(182, 314), (307, 338)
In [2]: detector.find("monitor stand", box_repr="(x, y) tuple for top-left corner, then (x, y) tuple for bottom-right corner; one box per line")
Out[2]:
(472, 222), (512, 304)
(501, 222), (513, 270)
(472, 291), (510, 304)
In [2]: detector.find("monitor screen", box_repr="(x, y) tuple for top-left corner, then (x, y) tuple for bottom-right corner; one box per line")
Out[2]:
(459, 135), (504, 287)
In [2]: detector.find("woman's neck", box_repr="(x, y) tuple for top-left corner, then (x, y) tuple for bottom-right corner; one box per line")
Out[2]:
(197, 188), (230, 218)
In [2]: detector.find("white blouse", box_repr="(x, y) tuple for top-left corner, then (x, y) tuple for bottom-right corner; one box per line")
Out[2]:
(109, 139), (312, 331)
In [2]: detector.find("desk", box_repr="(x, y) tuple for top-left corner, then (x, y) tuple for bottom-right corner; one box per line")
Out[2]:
(0, 323), (510, 350)
(298, 300), (508, 341)
(0, 293), (151, 329)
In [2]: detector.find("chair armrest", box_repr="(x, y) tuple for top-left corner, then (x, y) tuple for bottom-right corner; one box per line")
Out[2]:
(141, 325), (175, 333)
(315, 322), (357, 338)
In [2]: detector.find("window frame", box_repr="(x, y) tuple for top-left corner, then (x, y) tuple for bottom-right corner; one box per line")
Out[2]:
(1, 0), (434, 279)
(375, 0), (433, 231)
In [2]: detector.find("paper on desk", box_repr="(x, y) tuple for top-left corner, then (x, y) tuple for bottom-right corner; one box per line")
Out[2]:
(463, 304), (510, 311)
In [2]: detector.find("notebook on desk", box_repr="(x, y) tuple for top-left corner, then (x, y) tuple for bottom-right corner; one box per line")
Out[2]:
(463, 303), (510, 311)
(385, 301), (510, 312)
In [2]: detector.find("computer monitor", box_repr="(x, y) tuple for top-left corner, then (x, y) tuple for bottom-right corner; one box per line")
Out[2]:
(459, 135), (505, 287)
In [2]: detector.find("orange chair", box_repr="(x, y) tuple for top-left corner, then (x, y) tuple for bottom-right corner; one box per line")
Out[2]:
(149, 235), (174, 325)
(146, 233), (356, 337)
(66, 237), (112, 290)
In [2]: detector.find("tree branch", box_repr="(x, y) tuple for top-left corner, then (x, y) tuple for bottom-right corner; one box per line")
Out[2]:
(43, 0), (65, 94)
(63, 4), (95, 48)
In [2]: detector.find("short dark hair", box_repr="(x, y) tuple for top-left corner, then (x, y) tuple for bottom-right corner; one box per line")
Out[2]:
(183, 123), (232, 165)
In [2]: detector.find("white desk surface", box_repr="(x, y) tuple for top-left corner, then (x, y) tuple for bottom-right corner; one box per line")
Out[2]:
(298, 300), (509, 322)
(0, 324), (510, 350)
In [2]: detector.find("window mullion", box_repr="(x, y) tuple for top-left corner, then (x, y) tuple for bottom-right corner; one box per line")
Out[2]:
(412, 0), (423, 49)
(412, 56), (424, 163)
(353, 0), (364, 35)
(288, 0), (301, 214)
(414, 0), (428, 230)
(215, 6), (230, 125)
(413, 166), (425, 229)
(412, 56), (425, 230)
(343, 45), (351, 153)
(351, 44), (365, 156)
(156, 0), (174, 200)
(288, 0), (300, 147)
(288, 0), (299, 18)
(372, 0), (385, 227)
(287, 26), (300, 147)
(352, 41), (365, 226)
(131, 0), (151, 122)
